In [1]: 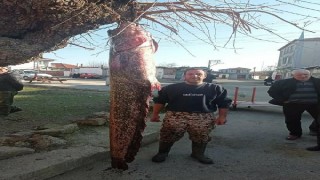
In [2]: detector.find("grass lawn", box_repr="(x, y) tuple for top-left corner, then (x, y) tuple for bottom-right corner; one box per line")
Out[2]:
(0, 86), (109, 135)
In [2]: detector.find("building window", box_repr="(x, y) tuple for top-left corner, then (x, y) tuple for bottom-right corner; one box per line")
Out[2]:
(287, 56), (292, 65)
(290, 46), (294, 52)
(282, 58), (287, 65)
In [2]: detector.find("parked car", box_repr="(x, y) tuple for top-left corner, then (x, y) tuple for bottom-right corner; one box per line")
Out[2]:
(79, 73), (102, 79)
(18, 70), (53, 80)
(263, 77), (274, 86)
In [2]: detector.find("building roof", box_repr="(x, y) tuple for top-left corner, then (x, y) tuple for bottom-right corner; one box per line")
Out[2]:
(278, 37), (320, 50)
(51, 63), (77, 69)
(35, 58), (55, 62)
(219, 67), (251, 70)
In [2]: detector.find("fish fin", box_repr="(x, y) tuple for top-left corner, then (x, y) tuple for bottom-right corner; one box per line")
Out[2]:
(152, 39), (158, 52)
(125, 119), (146, 163)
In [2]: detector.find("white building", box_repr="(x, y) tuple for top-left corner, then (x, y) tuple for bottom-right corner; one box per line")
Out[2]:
(9, 58), (55, 71)
(276, 32), (320, 79)
(218, 67), (251, 80)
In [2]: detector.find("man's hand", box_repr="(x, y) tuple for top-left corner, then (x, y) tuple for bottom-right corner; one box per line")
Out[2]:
(215, 108), (228, 125)
(150, 104), (164, 122)
(150, 115), (161, 122)
(215, 116), (227, 125)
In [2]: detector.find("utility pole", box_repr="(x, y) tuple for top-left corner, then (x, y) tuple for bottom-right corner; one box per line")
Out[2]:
(208, 60), (222, 70)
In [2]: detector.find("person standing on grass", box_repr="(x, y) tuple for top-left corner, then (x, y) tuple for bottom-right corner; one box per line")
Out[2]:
(150, 67), (231, 164)
(0, 67), (24, 116)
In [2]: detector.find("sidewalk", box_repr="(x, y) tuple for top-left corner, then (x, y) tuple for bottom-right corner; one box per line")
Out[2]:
(22, 79), (110, 92)
(0, 121), (161, 180)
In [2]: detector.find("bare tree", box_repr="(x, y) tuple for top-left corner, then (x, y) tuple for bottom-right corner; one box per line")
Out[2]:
(159, 62), (179, 67)
(86, 60), (108, 68)
(0, 0), (319, 66)
(262, 65), (276, 72)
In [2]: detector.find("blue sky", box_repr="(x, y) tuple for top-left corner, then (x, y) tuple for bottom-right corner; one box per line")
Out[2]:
(43, 0), (320, 71)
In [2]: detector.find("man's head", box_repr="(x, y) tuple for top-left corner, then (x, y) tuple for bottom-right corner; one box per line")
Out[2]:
(183, 68), (207, 85)
(292, 69), (311, 82)
(0, 67), (8, 74)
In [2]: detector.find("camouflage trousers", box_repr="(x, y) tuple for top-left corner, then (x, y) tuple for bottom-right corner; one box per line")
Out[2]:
(0, 91), (16, 116)
(159, 111), (216, 144)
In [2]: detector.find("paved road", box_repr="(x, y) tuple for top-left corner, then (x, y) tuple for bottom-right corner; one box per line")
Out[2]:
(49, 107), (318, 180)
(24, 78), (269, 98)
(25, 78), (274, 110)
(24, 78), (110, 91)
(25, 78), (276, 113)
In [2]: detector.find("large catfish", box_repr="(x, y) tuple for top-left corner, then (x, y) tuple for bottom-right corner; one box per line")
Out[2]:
(108, 22), (160, 170)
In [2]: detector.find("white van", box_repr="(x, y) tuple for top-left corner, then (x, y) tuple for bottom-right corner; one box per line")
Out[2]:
(18, 70), (53, 80)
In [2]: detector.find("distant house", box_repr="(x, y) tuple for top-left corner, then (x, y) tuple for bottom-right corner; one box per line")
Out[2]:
(72, 66), (108, 77)
(251, 71), (273, 80)
(50, 63), (78, 77)
(156, 66), (209, 80)
(156, 67), (177, 80)
(218, 67), (251, 80)
(33, 58), (55, 70)
(51, 63), (77, 71)
(276, 32), (320, 79)
(155, 67), (164, 79)
(9, 58), (55, 71)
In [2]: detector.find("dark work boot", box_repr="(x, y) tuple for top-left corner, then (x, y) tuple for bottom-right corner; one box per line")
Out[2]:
(191, 142), (213, 164)
(0, 91), (12, 116)
(309, 120), (318, 135)
(306, 146), (320, 151)
(152, 142), (174, 163)
(306, 130), (320, 151)
(0, 105), (10, 116)
(10, 106), (22, 113)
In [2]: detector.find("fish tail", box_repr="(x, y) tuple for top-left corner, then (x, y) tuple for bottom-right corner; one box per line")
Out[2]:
(111, 157), (128, 170)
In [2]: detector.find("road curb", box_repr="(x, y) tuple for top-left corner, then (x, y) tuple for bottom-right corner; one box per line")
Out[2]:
(0, 132), (159, 180)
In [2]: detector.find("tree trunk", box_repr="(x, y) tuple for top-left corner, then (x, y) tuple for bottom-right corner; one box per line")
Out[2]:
(0, 0), (132, 66)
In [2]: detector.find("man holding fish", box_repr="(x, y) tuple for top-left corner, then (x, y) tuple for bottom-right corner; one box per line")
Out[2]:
(151, 67), (231, 164)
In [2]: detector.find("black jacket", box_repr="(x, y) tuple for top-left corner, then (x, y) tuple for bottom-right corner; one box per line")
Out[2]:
(267, 77), (320, 105)
(154, 82), (231, 113)
(203, 73), (215, 83)
(0, 72), (24, 91)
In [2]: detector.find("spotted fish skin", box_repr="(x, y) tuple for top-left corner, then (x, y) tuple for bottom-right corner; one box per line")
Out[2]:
(108, 22), (160, 170)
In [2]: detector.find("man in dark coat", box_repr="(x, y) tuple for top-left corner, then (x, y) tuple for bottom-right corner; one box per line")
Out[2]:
(203, 70), (216, 83)
(267, 69), (320, 142)
(0, 67), (24, 116)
